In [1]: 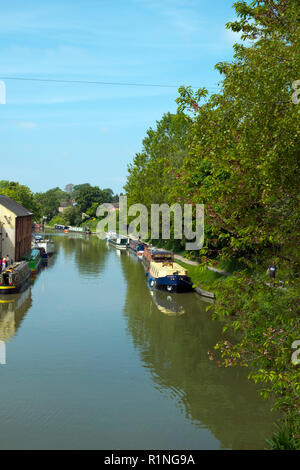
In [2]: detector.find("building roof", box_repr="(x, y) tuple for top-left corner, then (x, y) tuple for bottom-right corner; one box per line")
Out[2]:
(0, 195), (33, 217)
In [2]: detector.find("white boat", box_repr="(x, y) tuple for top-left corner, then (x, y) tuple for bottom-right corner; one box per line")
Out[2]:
(105, 231), (116, 242)
(108, 233), (128, 250)
(32, 238), (55, 255)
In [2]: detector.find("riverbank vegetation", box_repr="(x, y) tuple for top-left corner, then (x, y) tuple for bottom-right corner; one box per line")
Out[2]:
(0, 181), (119, 228)
(124, 0), (300, 448)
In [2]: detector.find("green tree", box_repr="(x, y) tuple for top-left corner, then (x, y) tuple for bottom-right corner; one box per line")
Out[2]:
(35, 187), (67, 220)
(0, 180), (40, 219)
(124, 113), (192, 207)
(73, 184), (114, 213)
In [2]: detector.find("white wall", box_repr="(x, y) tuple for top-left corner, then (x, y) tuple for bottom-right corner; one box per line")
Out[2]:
(0, 205), (16, 261)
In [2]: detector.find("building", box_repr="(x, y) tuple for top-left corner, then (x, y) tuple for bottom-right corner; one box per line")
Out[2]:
(0, 195), (32, 262)
(58, 201), (72, 213)
(109, 202), (119, 212)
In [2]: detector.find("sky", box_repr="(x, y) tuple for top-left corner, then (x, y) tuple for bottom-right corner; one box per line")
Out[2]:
(0, 0), (242, 195)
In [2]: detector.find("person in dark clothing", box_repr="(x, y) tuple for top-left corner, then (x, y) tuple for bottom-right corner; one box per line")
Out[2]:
(267, 262), (276, 279)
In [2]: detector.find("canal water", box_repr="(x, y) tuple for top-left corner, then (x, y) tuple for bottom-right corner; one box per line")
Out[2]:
(0, 233), (277, 449)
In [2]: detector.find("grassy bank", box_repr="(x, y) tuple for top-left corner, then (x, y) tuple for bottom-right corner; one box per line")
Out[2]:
(175, 259), (227, 291)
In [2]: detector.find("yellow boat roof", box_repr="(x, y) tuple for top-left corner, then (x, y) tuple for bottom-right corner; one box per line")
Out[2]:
(149, 261), (188, 277)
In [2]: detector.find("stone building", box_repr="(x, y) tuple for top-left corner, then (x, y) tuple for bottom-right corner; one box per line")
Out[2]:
(0, 195), (32, 262)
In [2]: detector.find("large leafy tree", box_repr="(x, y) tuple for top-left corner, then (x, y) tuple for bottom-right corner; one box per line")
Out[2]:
(124, 112), (192, 207)
(0, 180), (40, 219)
(175, 0), (300, 268)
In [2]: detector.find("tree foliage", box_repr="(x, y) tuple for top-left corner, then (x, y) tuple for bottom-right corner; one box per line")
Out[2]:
(0, 180), (40, 219)
(35, 187), (67, 220)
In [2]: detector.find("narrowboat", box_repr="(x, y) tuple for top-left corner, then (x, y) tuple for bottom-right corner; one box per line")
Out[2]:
(67, 226), (91, 234)
(54, 224), (68, 230)
(128, 239), (146, 258)
(143, 246), (174, 269)
(0, 261), (31, 294)
(32, 237), (55, 255)
(108, 233), (128, 250)
(22, 249), (42, 274)
(143, 247), (193, 292)
(147, 260), (193, 292)
(35, 246), (48, 263)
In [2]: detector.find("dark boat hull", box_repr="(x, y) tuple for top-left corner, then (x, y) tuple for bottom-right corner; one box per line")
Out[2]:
(146, 271), (193, 293)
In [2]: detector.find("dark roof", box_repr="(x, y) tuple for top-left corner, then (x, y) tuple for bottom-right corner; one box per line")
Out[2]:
(0, 195), (32, 217)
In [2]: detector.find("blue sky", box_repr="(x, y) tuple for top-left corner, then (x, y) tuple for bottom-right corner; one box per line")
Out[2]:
(0, 0), (242, 194)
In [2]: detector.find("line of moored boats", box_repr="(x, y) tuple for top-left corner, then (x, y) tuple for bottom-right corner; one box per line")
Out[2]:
(0, 230), (193, 296)
(105, 232), (193, 293)
(0, 235), (55, 295)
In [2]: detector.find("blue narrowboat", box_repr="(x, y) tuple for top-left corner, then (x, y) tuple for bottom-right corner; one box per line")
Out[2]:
(143, 246), (193, 292)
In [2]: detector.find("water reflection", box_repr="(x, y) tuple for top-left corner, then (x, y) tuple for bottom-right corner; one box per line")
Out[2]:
(119, 251), (276, 450)
(0, 289), (32, 342)
(53, 233), (108, 276)
(0, 288), (32, 364)
(0, 341), (5, 364)
(149, 289), (185, 316)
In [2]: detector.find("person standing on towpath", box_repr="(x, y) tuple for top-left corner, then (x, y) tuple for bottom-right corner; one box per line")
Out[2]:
(267, 262), (277, 282)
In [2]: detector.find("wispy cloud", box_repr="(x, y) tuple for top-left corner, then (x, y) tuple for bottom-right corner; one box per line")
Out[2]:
(16, 121), (37, 129)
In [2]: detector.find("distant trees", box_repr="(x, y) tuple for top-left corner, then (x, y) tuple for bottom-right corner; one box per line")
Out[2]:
(33, 183), (116, 224)
(72, 183), (114, 213)
(35, 187), (67, 220)
(60, 206), (81, 226)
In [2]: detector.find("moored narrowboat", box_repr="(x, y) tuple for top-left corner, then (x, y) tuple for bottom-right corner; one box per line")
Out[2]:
(146, 256), (193, 293)
(128, 239), (146, 258)
(54, 224), (68, 230)
(22, 249), (42, 274)
(0, 261), (31, 294)
(108, 233), (128, 250)
(143, 246), (174, 269)
(32, 238), (55, 255)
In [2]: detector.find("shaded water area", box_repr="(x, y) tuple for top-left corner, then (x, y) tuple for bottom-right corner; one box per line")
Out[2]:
(0, 233), (277, 449)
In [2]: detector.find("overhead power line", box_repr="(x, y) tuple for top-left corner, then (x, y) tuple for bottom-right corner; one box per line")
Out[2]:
(0, 76), (220, 91)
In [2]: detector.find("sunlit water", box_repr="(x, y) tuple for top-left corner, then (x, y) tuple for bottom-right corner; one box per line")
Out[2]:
(0, 233), (277, 449)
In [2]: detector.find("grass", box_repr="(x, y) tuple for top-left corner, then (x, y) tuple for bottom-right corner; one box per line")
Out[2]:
(175, 259), (227, 290)
(266, 424), (300, 450)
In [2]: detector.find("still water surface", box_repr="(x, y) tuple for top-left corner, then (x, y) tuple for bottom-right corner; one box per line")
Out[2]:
(0, 233), (277, 449)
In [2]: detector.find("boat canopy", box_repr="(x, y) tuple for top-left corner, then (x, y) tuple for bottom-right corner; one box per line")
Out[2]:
(22, 249), (41, 261)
